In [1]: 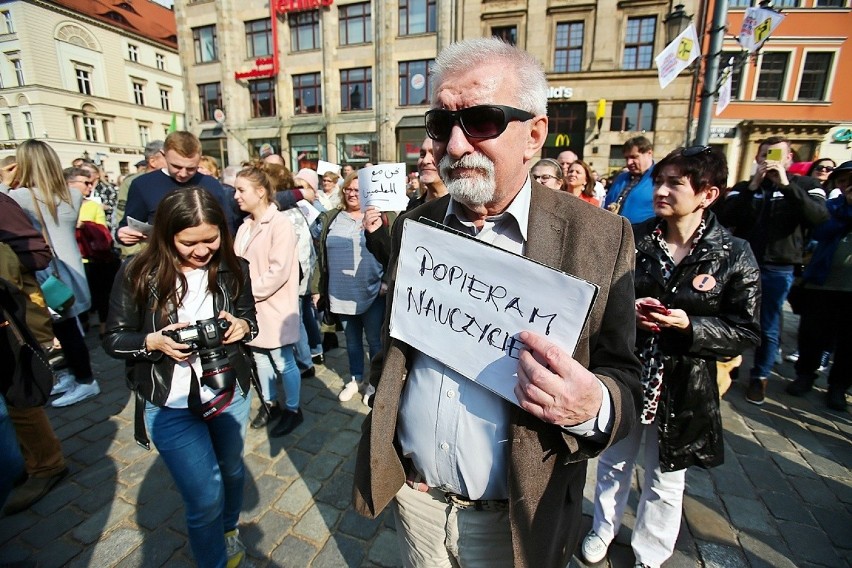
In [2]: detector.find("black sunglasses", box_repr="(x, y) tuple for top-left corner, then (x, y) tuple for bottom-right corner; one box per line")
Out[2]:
(424, 105), (536, 142)
(814, 165), (834, 172)
(681, 145), (713, 157)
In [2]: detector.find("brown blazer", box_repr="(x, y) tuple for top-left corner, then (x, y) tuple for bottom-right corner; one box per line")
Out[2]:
(353, 182), (642, 568)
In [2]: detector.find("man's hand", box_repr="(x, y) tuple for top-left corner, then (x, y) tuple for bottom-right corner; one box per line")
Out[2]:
(748, 162), (767, 191)
(515, 331), (603, 427)
(362, 206), (383, 234)
(764, 160), (789, 186)
(117, 226), (147, 245)
(300, 185), (316, 203)
(1, 163), (17, 187)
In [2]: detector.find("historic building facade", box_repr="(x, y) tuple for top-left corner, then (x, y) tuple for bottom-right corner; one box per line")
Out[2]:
(0, 0), (183, 179)
(175, 0), (700, 176)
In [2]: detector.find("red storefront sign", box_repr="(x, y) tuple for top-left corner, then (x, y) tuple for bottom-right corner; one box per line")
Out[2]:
(274, 0), (333, 14)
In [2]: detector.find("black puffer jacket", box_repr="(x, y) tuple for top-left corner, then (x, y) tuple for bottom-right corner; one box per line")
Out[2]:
(103, 259), (258, 408)
(633, 211), (761, 472)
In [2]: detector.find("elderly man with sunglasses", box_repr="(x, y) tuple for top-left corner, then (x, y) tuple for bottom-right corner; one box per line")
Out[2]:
(353, 38), (641, 568)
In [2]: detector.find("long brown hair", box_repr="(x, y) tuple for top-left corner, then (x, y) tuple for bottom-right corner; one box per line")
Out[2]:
(15, 139), (72, 222)
(125, 187), (243, 322)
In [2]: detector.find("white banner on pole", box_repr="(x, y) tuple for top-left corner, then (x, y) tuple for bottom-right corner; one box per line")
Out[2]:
(655, 24), (701, 89)
(390, 220), (598, 406)
(738, 7), (785, 53)
(716, 71), (732, 116)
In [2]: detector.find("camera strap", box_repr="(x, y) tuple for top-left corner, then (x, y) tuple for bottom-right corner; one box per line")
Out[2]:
(187, 366), (234, 421)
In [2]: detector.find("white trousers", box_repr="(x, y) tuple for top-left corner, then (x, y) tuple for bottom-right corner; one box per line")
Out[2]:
(591, 421), (686, 568)
(392, 483), (513, 568)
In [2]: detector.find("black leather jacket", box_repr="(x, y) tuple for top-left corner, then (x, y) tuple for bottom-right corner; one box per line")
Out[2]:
(103, 259), (258, 408)
(633, 212), (761, 472)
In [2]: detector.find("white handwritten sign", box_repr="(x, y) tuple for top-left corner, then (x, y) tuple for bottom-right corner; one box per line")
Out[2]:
(390, 220), (598, 406)
(358, 163), (410, 211)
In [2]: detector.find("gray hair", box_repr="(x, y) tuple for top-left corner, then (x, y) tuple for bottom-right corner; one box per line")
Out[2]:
(222, 165), (241, 186)
(63, 166), (90, 182)
(144, 140), (164, 160)
(430, 37), (548, 116)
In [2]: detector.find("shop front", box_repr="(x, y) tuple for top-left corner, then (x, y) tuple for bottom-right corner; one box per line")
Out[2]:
(337, 132), (377, 168)
(200, 126), (229, 169)
(396, 116), (426, 173)
(289, 125), (326, 171)
(542, 100), (587, 160)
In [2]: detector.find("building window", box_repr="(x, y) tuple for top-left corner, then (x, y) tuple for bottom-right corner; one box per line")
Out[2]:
(198, 82), (222, 121)
(160, 88), (170, 111)
(293, 72), (321, 114)
(554, 22), (584, 73)
(192, 25), (218, 63)
(727, 0), (751, 6)
(12, 59), (24, 85)
(245, 18), (272, 58)
(341, 67), (372, 111)
(2, 11), (13, 33)
(798, 52), (833, 101)
(756, 52), (789, 100)
(156, 53), (165, 70)
(774, 0), (799, 6)
(3, 114), (13, 139)
(339, 2), (371, 45)
(610, 101), (656, 132)
(76, 68), (92, 95)
(623, 16), (656, 70)
(23, 111), (33, 138)
(491, 25), (517, 46)
(128, 43), (139, 62)
(399, 0), (436, 36)
(815, 0), (846, 6)
(139, 124), (150, 146)
(720, 51), (744, 100)
(249, 79), (276, 117)
(399, 60), (432, 106)
(290, 11), (320, 52)
(133, 82), (145, 105)
(83, 116), (97, 142)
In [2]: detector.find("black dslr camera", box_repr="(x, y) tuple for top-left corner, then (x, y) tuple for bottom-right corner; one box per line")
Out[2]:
(162, 317), (236, 390)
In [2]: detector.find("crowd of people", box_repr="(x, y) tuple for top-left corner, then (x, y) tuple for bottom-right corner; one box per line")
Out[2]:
(0, 36), (848, 568)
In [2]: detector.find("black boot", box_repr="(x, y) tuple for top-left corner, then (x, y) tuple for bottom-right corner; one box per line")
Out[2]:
(271, 408), (303, 437)
(785, 376), (815, 396)
(826, 387), (848, 412)
(250, 403), (281, 429)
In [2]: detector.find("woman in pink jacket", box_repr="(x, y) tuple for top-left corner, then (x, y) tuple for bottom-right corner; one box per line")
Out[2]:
(234, 162), (303, 437)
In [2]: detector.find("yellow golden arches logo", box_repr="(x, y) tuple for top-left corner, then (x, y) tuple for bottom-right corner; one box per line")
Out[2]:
(554, 134), (571, 147)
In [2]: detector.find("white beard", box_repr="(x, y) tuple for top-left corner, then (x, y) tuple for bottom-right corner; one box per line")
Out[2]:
(439, 153), (497, 208)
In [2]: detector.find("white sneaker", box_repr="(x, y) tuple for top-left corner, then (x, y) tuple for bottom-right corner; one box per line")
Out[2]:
(361, 383), (375, 406)
(338, 378), (360, 402)
(50, 370), (76, 396)
(225, 528), (247, 567)
(52, 380), (100, 407)
(581, 529), (609, 564)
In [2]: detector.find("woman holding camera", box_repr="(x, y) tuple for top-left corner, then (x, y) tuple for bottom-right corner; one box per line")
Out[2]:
(233, 162), (304, 436)
(581, 147), (760, 568)
(103, 188), (258, 568)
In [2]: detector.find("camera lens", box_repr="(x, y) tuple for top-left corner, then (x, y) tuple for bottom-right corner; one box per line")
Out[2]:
(199, 347), (237, 390)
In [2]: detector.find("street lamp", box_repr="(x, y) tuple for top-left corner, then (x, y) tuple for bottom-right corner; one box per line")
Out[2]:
(664, 4), (692, 44)
(694, 0), (728, 146)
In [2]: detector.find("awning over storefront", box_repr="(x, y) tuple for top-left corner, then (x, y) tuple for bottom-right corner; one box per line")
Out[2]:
(396, 115), (425, 129)
(288, 122), (325, 135)
(199, 126), (226, 140)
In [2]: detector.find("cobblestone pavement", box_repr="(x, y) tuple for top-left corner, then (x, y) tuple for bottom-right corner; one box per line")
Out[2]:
(1, 306), (850, 567)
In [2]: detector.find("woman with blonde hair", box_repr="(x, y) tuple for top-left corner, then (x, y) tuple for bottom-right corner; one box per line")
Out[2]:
(1, 140), (98, 407)
(565, 160), (601, 206)
(198, 155), (221, 180)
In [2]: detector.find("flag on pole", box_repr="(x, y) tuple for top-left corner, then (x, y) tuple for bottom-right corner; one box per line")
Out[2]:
(716, 71), (732, 116)
(168, 113), (178, 134)
(655, 24), (701, 89)
(738, 7), (785, 53)
(595, 99), (606, 131)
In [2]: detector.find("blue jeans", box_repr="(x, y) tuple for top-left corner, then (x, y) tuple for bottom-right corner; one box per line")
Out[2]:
(751, 264), (794, 379)
(293, 296), (315, 370)
(251, 345), (301, 411)
(0, 395), (24, 509)
(144, 388), (251, 568)
(339, 295), (385, 380)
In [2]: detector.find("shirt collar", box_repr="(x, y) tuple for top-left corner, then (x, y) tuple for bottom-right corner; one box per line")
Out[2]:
(443, 176), (532, 241)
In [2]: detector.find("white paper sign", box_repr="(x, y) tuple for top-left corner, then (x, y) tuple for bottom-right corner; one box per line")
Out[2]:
(358, 163), (410, 211)
(295, 199), (320, 226)
(655, 24), (701, 89)
(128, 216), (153, 236)
(738, 7), (785, 53)
(390, 220), (598, 405)
(317, 160), (341, 176)
(716, 71), (732, 116)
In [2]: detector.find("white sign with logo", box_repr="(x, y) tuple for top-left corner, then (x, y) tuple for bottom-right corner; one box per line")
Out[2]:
(738, 7), (785, 53)
(655, 24), (701, 89)
(410, 73), (426, 90)
(358, 163), (410, 211)
(317, 160), (341, 176)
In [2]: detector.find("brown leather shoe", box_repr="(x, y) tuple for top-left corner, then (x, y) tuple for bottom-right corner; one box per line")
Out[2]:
(4, 467), (69, 515)
(746, 378), (767, 406)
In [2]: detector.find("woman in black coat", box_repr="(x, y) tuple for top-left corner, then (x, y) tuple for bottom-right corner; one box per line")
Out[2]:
(582, 147), (761, 568)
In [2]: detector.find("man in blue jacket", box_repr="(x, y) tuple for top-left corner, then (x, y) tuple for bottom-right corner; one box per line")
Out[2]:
(116, 131), (236, 245)
(603, 136), (655, 223)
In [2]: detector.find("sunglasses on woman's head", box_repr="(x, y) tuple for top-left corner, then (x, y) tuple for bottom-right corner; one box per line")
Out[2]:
(681, 145), (712, 157)
(424, 105), (536, 142)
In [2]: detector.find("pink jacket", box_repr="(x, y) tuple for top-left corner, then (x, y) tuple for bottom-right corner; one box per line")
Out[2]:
(235, 205), (300, 349)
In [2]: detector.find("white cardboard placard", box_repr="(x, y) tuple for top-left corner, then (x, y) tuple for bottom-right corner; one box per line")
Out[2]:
(358, 163), (410, 211)
(317, 160), (341, 176)
(390, 219), (598, 405)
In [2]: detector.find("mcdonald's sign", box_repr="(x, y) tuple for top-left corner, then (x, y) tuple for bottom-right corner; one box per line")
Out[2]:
(550, 133), (571, 147)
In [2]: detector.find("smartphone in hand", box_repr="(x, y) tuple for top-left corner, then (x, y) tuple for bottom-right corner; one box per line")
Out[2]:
(638, 302), (668, 314)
